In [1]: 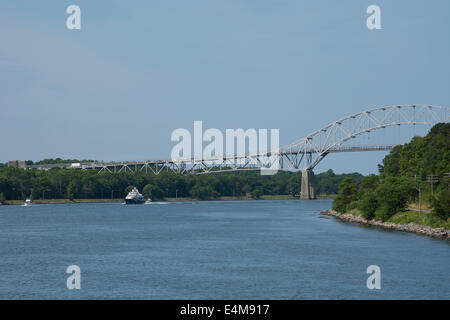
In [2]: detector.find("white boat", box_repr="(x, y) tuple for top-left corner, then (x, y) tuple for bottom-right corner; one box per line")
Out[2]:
(125, 187), (145, 204)
(23, 196), (33, 206)
(145, 198), (152, 204)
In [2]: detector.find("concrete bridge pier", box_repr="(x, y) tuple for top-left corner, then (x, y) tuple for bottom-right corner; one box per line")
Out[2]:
(300, 169), (316, 200)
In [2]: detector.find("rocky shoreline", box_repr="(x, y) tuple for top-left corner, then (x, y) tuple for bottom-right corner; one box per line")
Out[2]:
(321, 209), (449, 240)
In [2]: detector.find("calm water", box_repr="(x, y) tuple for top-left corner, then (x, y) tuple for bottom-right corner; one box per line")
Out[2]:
(0, 200), (448, 299)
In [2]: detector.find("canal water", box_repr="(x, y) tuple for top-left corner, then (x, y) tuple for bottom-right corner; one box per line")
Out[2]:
(0, 200), (448, 299)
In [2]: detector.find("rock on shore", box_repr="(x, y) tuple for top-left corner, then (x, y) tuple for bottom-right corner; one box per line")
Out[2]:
(321, 209), (449, 240)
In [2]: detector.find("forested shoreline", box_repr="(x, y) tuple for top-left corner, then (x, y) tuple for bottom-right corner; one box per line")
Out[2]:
(0, 164), (362, 203)
(332, 123), (450, 228)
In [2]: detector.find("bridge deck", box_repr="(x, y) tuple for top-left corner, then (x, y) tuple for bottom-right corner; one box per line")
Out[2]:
(26, 145), (393, 171)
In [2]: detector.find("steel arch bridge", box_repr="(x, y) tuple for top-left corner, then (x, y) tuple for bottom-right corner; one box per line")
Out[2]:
(27, 104), (449, 199)
(281, 104), (448, 170)
(279, 104), (449, 198)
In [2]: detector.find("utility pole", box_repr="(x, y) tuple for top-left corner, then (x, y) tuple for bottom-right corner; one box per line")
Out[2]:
(417, 186), (422, 217)
(426, 174), (439, 196)
(412, 174), (422, 217)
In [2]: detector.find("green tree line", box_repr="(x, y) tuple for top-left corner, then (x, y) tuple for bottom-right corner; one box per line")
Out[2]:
(333, 123), (450, 222)
(0, 164), (362, 202)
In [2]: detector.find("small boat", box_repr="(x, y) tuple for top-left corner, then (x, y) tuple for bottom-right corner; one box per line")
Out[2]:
(145, 198), (152, 204)
(124, 187), (145, 204)
(23, 196), (33, 206)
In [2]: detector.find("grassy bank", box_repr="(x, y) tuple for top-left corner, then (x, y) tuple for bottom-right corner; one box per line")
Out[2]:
(345, 208), (450, 230)
(388, 210), (450, 229)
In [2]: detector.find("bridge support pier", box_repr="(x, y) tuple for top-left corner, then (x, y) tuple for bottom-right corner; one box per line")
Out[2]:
(300, 169), (316, 200)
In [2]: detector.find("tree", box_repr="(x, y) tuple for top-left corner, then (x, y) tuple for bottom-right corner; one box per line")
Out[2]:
(434, 188), (450, 221)
(286, 176), (300, 196)
(81, 184), (93, 199)
(380, 123), (450, 178)
(358, 174), (379, 198)
(250, 188), (263, 199)
(315, 169), (364, 195)
(242, 184), (251, 196)
(125, 185), (135, 194)
(142, 184), (164, 200)
(190, 184), (219, 200)
(374, 177), (413, 221)
(332, 177), (358, 212)
(359, 191), (378, 220)
(66, 181), (76, 200)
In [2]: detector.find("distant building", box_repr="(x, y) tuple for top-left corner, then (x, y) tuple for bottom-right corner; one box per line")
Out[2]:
(8, 160), (27, 169)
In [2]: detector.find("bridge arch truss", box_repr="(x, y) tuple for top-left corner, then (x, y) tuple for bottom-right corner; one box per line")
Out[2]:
(280, 105), (449, 171)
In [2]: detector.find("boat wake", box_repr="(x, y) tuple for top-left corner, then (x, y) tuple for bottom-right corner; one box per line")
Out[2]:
(145, 202), (169, 205)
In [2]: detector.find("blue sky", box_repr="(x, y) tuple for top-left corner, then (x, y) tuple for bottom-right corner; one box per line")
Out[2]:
(1, 0), (449, 174)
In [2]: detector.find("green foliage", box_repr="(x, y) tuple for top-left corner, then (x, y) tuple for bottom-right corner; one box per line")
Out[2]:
(315, 169), (364, 195)
(0, 163), (359, 201)
(379, 123), (450, 178)
(388, 210), (450, 229)
(125, 185), (135, 194)
(31, 158), (94, 165)
(335, 123), (450, 225)
(358, 191), (378, 220)
(373, 177), (414, 221)
(434, 188), (450, 220)
(358, 174), (379, 198)
(332, 177), (358, 212)
(375, 123), (450, 221)
(346, 201), (359, 211)
(190, 184), (219, 200)
(142, 184), (164, 200)
(66, 181), (76, 200)
(250, 188), (263, 199)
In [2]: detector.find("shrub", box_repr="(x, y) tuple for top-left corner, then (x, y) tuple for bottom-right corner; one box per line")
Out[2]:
(358, 174), (379, 199)
(142, 184), (164, 200)
(434, 188), (450, 221)
(332, 178), (358, 212)
(346, 201), (359, 212)
(250, 188), (263, 199)
(373, 177), (413, 221)
(359, 191), (378, 220)
(190, 185), (219, 200)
